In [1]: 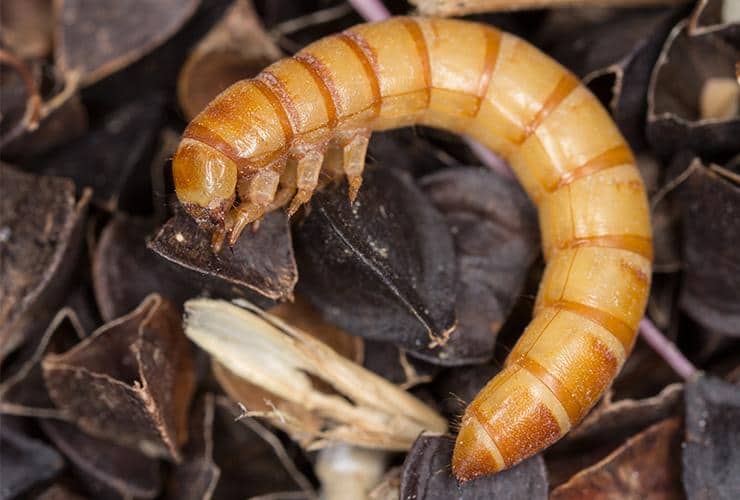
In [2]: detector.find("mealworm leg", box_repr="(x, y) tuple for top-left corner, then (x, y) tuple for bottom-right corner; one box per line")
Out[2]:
(320, 145), (346, 187)
(268, 160), (297, 211)
(342, 133), (370, 202)
(229, 168), (280, 245)
(287, 150), (324, 216)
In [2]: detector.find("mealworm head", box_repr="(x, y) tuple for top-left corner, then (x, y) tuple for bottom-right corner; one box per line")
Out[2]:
(173, 138), (237, 227)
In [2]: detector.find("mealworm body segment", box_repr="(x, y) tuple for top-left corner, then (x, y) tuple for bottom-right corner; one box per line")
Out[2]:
(172, 17), (653, 482)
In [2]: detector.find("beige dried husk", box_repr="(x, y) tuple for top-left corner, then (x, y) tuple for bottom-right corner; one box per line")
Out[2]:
(184, 299), (447, 451)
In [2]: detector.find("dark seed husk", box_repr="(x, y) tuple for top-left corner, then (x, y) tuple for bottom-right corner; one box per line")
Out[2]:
(211, 396), (316, 499)
(683, 374), (740, 499)
(400, 433), (548, 500)
(166, 394), (220, 500)
(421, 166), (539, 365)
(27, 96), (164, 213)
(0, 164), (90, 362)
(41, 418), (162, 500)
(679, 159), (740, 336)
(92, 214), (202, 320)
(0, 416), (64, 499)
(54, 0), (201, 86)
(294, 165), (458, 364)
(42, 295), (195, 461)
(647, 19), (740, 158)
(149, 207), (296, 303)
(0, 308), (85, 419)
(551, 418), (683, 499)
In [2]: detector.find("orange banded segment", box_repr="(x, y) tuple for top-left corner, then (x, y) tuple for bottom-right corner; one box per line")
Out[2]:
(335, 32), (382, 117)
(523, 73), (579, 140)
(550, 300), (636, 352)
(252, 78), (296, 148)
(183, 122), (243, 167)
(473, 28), (502, 115)
(516, 355), (582, 425)
(560, 234), (653, 261)
(549, 144), (635, 192)
(294, 52), (340, 128)
(398, 17), (432, 108)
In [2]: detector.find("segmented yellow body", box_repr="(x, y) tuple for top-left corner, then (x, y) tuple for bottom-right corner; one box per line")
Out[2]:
(172, 17), (652, 481)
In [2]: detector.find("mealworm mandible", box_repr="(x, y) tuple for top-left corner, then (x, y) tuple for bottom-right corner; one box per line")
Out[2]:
(172, 16), (653, 482)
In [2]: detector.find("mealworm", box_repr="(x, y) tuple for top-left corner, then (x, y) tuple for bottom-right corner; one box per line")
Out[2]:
(172, 16), (652, 481)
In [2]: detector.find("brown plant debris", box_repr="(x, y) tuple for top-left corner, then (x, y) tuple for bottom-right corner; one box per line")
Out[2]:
(683, 374), (740, 499)
(42, 294), (195, 461)
(54, 0), (201, 86)
(0, 416), (65, 499)
(211, 396), (316, 499)
(0, 307), (86, 419)
(177, 0), (281, 121)
(41, 418), (162, 499)
(92, 214), (200, 321)
(679, 160), (740, 336)
(411, 0), (690, 17)
(294, 166), (457, 363)
(0, 164), (90, 362)
(184, 298), (448, 451)
(551, 418), (683, 499)
(647, 19), (740, 157)
(149, 208), (297, 302)
(421, 166), (539, 364)
(401, 433), (548, 499)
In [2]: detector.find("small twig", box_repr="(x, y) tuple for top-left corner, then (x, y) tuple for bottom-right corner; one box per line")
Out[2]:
(639, 317), (697, 381)
(464, 137), (516, 179)
(650, 159), (701, 210)
(347, 0), (391, 22)
(411, 0), (692, 17)
(0, 49), (42, 146)
(38, 70), (81, 119)
(269, 3), (354, 39)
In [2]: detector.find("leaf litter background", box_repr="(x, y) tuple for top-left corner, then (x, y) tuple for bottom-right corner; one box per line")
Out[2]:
(0, 0), (738, 498)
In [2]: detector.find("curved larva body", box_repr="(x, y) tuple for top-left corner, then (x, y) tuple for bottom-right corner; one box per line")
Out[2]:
(172, 17), (652, 481)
